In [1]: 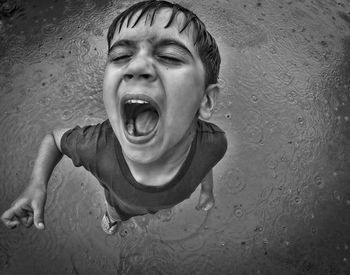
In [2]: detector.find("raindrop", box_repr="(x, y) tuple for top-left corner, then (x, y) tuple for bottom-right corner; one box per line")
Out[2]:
(314, 175), (324, 189)
(255, 226), (264, 232)
(61, 109), (73, 121)
(297, 115), (305, 125)
(286, 91), (297, 104)
(119, 228), (128, 238)
(251, 94), (258, 102)
(269, 46), (277, 54)
(234, 207), (244, 218)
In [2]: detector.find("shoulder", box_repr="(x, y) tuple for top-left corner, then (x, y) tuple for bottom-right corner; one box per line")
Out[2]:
(63, 119), (111, 139)
(61, 119), (113, 155)
(60, 119), (114, 169)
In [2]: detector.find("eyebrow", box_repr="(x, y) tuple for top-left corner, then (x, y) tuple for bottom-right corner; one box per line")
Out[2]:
(155, 39), (193, 59)
(108, 39), (136, 54)
(108, 38), (194, 59)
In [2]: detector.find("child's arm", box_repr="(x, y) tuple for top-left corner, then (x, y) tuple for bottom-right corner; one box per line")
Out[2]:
(196, 169), (215, 211)
(1, 128), (68, 230)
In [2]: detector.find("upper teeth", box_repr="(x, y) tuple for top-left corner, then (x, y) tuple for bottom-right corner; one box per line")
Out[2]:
(125, 99), (149, 104)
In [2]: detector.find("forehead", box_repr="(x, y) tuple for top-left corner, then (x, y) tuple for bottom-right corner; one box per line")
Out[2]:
(111, 8), (195, 45)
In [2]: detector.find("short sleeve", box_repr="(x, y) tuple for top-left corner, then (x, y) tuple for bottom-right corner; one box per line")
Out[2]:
(197, 119), (228, 167)
(208, 130), (227, 170)
(60, 124), (102, 171)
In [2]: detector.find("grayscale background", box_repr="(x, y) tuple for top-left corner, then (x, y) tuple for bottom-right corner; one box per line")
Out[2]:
(0, 0), (349, 274)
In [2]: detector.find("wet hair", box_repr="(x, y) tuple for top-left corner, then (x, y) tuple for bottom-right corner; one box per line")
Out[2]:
(107, 0), (221, 87)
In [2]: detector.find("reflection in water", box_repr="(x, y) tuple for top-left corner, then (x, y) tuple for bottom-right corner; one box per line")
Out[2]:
(1, 0), (350, 274)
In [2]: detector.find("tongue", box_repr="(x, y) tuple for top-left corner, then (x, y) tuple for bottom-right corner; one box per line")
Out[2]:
(134, 109), (158, 136)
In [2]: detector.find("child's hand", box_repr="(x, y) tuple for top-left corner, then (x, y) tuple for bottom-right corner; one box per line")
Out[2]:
(1, 184), (47, 230)
(196, 191), (215, 211)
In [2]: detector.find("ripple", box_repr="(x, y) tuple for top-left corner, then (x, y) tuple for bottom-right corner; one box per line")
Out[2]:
(265, 153), (279, 169)
(180, 253), (217, 274)
(42, 23), (58, 35)
(60, 109), (74, 121)
(142, 250), (174, 274)
(286, 89), (298, 104)
(63, 37), (91, 61)
(0, 230), (24, 251)
(245, 126), (264, 143)
(63, 65), (79, 82)
(279, 116), (298, 138)
(179, 234), (207, 252)
(244, 109), (261, 125)
(0, 57), (15, 75)
(222, 168), (246, 195)
(0, 246), (9, 270)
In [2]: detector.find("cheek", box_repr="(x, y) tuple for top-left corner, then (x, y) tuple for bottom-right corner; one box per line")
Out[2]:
(103, 68), (121, 117)
(103, 67), (120, 99)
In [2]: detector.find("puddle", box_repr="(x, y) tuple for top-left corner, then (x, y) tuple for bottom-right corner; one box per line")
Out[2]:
(1, 0), (350, 274)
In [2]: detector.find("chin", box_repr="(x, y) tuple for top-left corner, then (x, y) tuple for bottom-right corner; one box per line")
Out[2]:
(123, 146), (162, 164)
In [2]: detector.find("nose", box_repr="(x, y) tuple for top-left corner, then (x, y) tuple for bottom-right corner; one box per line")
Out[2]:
(123, 52), (157, 83)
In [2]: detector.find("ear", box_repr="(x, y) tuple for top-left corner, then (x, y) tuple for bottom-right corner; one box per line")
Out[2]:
(198, 84), (219, 120)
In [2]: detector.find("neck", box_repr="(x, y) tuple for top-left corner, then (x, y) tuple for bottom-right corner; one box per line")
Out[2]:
(123, 121), (196, 186)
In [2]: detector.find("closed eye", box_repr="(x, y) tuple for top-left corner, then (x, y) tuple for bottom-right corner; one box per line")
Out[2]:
(157, 55), (183, 64)
(111, 55), (132, 63)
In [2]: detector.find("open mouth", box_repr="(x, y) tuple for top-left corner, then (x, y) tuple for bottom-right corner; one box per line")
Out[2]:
(122, 96), (160, 140)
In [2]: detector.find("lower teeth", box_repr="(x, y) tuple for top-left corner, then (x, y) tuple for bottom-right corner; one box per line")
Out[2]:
(127, 123), (135, 136)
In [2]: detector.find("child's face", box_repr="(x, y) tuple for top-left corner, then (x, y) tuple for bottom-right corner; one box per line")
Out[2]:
(103, 8), (206, 164)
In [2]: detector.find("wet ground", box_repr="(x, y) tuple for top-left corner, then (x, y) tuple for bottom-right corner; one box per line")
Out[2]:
(1, 0), (350, 274)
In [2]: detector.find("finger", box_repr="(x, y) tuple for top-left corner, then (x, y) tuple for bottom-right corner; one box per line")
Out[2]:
(32, 203), (45, 230)
(1, 207), (16, 222)
(203, 201), (214, 211)
(2, 216), (20, 229)
(203, 205), (211, 211)
(1, 208), (19, 228)
(20, 215), (34, 228)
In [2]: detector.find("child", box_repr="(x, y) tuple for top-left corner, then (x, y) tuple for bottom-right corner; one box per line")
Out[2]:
(1, 0), (227, 235)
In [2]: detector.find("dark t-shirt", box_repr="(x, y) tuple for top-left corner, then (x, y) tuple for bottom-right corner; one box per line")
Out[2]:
(61, 119), (227, 220)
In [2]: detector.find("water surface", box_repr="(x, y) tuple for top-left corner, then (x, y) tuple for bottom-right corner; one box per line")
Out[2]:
(0, 0), (350, 274)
